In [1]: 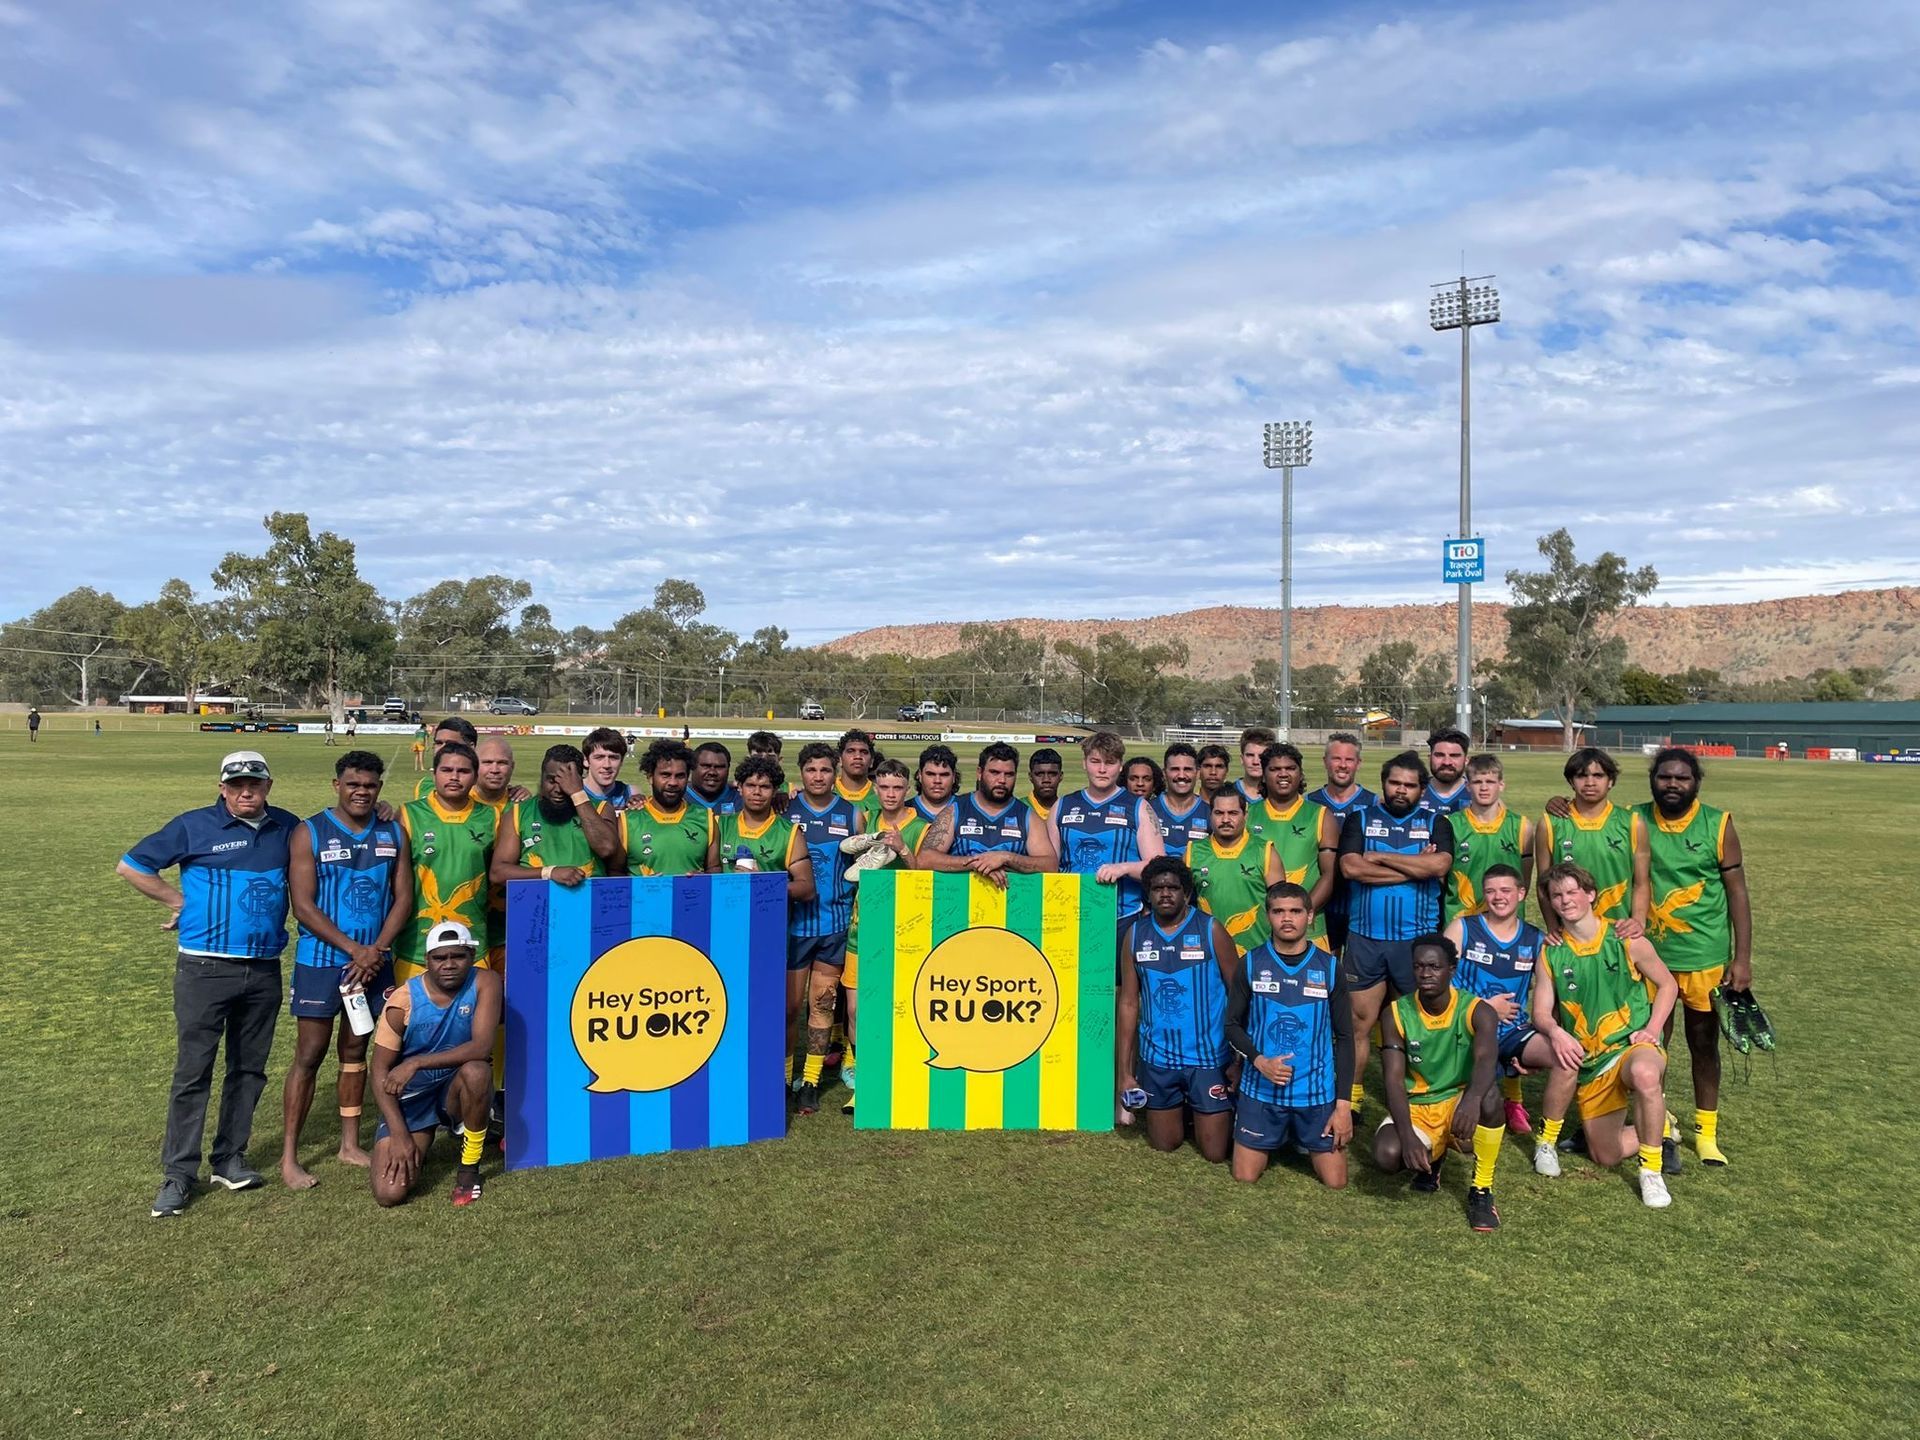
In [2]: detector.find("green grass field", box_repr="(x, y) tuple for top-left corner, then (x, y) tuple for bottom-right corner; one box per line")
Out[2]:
(4, 723), (1917, 1439)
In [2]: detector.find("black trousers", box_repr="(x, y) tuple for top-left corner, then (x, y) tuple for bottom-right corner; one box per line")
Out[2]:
(163, 953), (282, 1181)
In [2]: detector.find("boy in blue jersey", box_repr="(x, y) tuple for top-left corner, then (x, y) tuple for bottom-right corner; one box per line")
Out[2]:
(1308, 732), (1374, 955)
(1197, 744), (1232, 803)
(1423, 728), (1472, 814)
(119, 751), (301, 1217)
(1337, 751), (1454, 1110)
(1049, 731), (1164, 919)
(582, 726), (636, 813)
(1152, 743), (1211, 853)
(1117, 858), (1238, 1159)
(1226, 883), (1354, 1187)
(1235, 727), (1275, 807)
(688, 742), (741, 814)
(369, 921), (501, 1208)
(923, 742), (1057, 884)
(1443, 864), (1553, 1138)
(788, 742), (865, 1115)
(280, 751), (414, 1190)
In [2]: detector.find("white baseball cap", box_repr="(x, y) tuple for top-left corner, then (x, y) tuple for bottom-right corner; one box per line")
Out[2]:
(425, 921), (476, 954)
(219, 750), (272, 781)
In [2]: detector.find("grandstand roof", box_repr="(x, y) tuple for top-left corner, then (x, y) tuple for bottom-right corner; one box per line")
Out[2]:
(1587, 702), (1920, 723)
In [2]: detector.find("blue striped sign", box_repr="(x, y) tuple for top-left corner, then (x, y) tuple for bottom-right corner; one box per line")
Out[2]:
(502, 874), (788, 1170)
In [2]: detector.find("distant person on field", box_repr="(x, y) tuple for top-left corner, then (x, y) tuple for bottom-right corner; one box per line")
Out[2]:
(411, 722), (428, 771)
(323, 717), (335, 747)
(281, 750), (412, 1190)
(94, 718), (101, 737)
(118, 750), (300, 1218)
(369, 921), (500, 1208)
(1633, 748), (1754, 1168)
(27, 706), (41, 741)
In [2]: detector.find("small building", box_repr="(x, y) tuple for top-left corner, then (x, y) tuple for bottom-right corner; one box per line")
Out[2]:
(1585, 702), (1920, 758)
(122, 694), (248, 716)
(1491, 717), (1591, 751)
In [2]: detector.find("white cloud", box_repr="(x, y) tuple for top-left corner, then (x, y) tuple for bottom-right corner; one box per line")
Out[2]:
(0, 0), (1918, 639)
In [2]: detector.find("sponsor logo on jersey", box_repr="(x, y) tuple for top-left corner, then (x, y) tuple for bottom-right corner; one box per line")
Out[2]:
(319, 842), (352, 863)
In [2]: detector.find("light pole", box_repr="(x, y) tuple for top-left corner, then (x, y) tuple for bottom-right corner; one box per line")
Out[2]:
(718, 665), (726, 716)
(1429, 274), (1500, 739)
(1262, 420), (1312, 739)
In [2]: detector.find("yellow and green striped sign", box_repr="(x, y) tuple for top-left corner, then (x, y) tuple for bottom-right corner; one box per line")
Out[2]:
(853, 871), (1116, 1132)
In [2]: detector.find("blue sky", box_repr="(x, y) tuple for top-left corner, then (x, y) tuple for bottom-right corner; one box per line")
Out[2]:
(2, 0), (1917, 643)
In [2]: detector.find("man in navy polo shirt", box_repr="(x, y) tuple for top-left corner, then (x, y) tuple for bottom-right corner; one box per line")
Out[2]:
(118, 750), (300, 1218)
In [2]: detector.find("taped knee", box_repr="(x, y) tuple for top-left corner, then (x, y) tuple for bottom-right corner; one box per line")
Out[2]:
(808, 978), (840, 1027)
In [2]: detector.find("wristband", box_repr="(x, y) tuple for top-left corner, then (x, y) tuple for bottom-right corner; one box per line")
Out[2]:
(570, 791), (589, 806)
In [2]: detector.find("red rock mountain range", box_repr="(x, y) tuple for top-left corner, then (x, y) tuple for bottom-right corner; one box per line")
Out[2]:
(825, 587), (1920, 690)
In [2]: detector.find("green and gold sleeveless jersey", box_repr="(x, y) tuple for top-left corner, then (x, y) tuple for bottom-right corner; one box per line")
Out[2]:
(717, 811), (802, 876)
(1634, 800), (1731, 974)
(620, 798), (715, 876)
(1444, 805), (1526, 923)
(1392, 987), (1480, 1104)
(836, 778), (883, 831)
(1185, 831), (1281, 950)
(1540, 802), (1641, 920)
(512, 799), (600, 875)
(397, 793), (497, 964)
(1546, 928), (1653, 1082)
(846, 811), (930, 962)
(1244, 796), (1327, 898)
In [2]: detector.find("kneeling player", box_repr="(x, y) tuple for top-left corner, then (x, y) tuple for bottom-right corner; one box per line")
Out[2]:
(369, 922), (502, 1207)
(1372, 935), (1504, 1231)
(1225, 883), (1354, 1187)
(1117, 857), (1237, 1161)
(1443, 864), (1552, 1135)
(1530, 863), (1680, 1209)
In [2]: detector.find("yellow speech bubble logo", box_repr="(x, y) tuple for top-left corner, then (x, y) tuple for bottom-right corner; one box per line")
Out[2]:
(914, 927), (1059, 1073)
(570, 936), (728, 1093)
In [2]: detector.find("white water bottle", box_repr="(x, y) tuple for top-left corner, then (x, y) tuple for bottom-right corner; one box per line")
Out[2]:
(341, 977), (375, 1037)
(733, 844), (757, 872)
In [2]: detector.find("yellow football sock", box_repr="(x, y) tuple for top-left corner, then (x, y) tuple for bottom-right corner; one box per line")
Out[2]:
(784, 1055), (794, 1085)
(460, 1125), (487, 1166)
(1499, 1076), (1522, 1103)
(1540, 1117), (1564, 1147)
(1695, 1109), (1726, 1163)
(841, 1040), (855, 1075)
(802, 1052), (826, 1086)
(1472, 1125), (1501, 1189)
(1638, 1141), (1661, 1174)
(1350, 1082), (1365, 1107)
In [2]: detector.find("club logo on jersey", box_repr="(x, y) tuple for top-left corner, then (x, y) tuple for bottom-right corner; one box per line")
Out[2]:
(344, 875), (385, 922)
(1153, 977), (1189, 1016)
(239, 877), (282, 919)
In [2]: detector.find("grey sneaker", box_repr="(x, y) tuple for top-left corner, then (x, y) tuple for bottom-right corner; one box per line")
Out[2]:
(1640, 1171), (1673, 1209)
(151, 1175), (193, 1218)
(209, 1159), (265, 1191)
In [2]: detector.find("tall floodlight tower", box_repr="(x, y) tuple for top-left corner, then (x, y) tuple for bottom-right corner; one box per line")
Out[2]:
(1262, 421), (1312, 738)
(1429, 275), (1499, 739)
